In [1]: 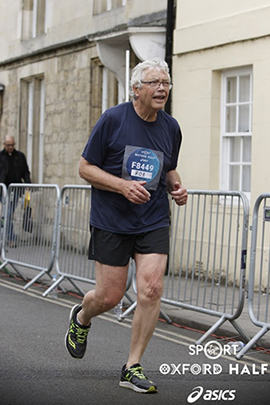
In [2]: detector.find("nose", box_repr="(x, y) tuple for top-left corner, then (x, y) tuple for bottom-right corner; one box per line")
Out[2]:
(157, 82), (165, 89)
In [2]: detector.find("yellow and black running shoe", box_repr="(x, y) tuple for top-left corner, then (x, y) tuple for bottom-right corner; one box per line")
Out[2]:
(65, 304), (90, 359)
(119, 363), (158, 393)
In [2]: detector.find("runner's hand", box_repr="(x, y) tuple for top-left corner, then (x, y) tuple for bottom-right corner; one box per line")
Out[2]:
(122, 180), (151, 204)
(171, 182), (188, 206)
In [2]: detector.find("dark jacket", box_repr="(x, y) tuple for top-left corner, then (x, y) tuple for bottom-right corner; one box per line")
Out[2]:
(0, 149), (31, 186)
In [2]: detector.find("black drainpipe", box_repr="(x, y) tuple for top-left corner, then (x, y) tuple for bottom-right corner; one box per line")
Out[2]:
(165, 0), (175, 115)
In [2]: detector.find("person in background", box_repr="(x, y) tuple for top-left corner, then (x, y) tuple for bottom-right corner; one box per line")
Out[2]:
(0, 135), (31, 247)
(65, 59), (188, 394)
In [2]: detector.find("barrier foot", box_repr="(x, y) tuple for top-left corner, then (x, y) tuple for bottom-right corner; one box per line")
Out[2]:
(23, 270), (48, 290)
(196, 315), (253, 347)
(119, 301), (137, 321)
(196, 315), (227, 345)
(236, 325), (269, 360)
(0, 260), (9, 272)
(42, 275), (66, 297)
(160, 308), (172, 324)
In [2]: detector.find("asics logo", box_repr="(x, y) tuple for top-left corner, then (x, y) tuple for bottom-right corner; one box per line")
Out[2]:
(187, 386), (236, 403)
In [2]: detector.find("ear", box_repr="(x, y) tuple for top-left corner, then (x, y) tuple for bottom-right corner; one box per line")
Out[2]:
(132, 85), (139, 98)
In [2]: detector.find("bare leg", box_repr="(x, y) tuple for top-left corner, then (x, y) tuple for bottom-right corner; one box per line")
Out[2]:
(78, 261), (129, 326)
(126, 253), (167, 368)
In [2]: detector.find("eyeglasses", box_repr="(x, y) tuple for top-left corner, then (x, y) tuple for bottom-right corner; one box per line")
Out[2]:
(5, 144), (15, 147)
(140, 80), (173, 90)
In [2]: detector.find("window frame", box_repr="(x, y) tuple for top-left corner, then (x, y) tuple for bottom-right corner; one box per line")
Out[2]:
(93, 0), (125, 15)
(220, 67), (253, 200)
(20, 76), (45, 183)
(21, 0), (47, 40)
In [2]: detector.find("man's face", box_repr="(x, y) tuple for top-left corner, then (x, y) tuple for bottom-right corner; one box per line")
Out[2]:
(4, 139), (15, 154)
(136, 68), (171, 112)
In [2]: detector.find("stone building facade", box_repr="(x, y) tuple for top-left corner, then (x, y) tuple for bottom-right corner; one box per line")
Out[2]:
(0, 0), (171, 185)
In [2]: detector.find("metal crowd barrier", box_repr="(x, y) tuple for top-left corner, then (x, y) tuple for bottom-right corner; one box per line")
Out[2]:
(0, 183), (7, 253)
(162, 190), (250, 344)
(44, 185), (133, 303)
(43, 185), (94, 297)
(3, 183), (270, 356)
(237, 194), (270, 359)
(0, 184), (60, 288)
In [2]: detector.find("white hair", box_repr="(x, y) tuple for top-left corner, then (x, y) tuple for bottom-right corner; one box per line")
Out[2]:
(130, 59), (171, 99)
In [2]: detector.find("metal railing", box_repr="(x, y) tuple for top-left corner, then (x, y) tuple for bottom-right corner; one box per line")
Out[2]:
(44, 185), (94, 297)
(3, 184), (270, 356)
(44, 185), (133, 303)
(237, 194), (270, 359)
(162, 190), (250, 344)
(0, 183), (7, 252)
(0, 184), (60, 288)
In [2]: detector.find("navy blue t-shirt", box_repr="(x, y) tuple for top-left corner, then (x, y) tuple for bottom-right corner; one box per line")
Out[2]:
(82, 101), (182, 234)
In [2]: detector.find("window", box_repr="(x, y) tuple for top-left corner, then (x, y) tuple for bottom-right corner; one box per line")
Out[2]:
(90, 59), (103, 129)
(20, 76), (45, 183)
(221, 68), (253, 197)
(21, 0), (47, 40)
(93, 0), (125, 15)
(90, 58), (118, 130)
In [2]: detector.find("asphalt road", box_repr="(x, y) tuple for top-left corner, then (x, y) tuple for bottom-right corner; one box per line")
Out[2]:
(0, 275), (270, 405)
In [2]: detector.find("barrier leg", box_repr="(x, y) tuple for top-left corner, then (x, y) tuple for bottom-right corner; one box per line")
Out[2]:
(66, 278), (86, 296)
(10, 263), (28, 281)
(196, 315), (252, 346)
(23, 270), (48, 289)
(196, 315), (227, 345)
(236, 325), (269, 360)
(42, 274), (67, 297)
(230, 319), (251, 343)
(118, 301), (137, 321)
(160, 308), (172, 324)
(0, 260), (9, 272)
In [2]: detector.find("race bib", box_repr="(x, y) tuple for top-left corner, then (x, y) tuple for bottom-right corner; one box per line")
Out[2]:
(122, 146), (164, 190)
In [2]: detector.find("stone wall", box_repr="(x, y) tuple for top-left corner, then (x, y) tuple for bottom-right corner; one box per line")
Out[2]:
(43, 46), (95, 186)
(0, 43), (98, 187)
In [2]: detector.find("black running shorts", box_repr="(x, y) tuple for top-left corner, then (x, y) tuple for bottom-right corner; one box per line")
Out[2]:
(88, 226), (169, 266)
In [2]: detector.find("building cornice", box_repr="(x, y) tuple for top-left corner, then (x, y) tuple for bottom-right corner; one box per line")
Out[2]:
(0, 36), (93, 70)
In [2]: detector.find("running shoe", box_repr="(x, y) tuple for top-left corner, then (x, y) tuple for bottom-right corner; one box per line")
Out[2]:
(119, 363), (158, 393)
(65, 304), (90, 359)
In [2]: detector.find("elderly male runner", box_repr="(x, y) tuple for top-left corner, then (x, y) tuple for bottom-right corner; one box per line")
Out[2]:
(65, 59), (188, 393)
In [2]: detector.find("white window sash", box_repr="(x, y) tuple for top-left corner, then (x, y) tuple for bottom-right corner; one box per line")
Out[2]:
(27, 81), (34, 172)
(39, 79), (45, 183)
(220, 68), (252, 198)
(32, 0), (38, 38)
